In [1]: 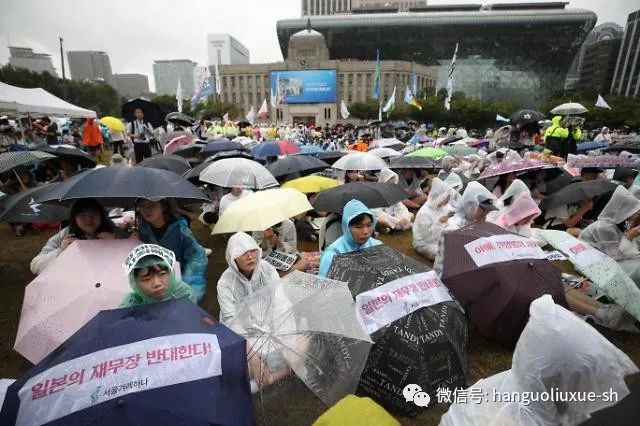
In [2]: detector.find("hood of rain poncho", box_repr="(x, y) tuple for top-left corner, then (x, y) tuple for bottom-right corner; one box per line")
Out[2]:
(377, 168), (399, 185)
(598, 186), (640, 225)
(496, 179), (530, 210)
(120, 255), (196, 307)
(455, 181), (496, 221)
(443, 172), (464, 193)
(495, 191), (541, 229)
(427, 178), (456, 210)
(441, 156), (455, 173)
(551, 116), (563, 126)
(225, 231), (265, 282)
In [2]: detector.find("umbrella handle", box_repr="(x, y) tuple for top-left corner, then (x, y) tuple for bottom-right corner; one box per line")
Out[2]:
(13, 169), (27, 191)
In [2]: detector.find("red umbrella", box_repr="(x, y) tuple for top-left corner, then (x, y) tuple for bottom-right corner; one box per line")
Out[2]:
(479, 159), (546, 179)
(441, 222), (568, 345)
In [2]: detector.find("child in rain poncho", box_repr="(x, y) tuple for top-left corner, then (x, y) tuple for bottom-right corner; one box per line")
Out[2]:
(318, 199), (382, 277)
(439, 295), (638, 426)
(579, 186), (640, 285)
(492, 191), (547, 247)
(412, 178), (457, 260)
(217, 232), (280, 324)
(372, 168), (414, 231)
(486, 179), (532, 223)
(119, 245), (197, 308)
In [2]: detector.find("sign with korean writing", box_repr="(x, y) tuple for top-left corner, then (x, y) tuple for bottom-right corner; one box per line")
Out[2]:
(263, 250), (298, 271)
(545, 250), (568, 262)
(355, 271), (452, 334)
(122, 244), (176, 274)
(271, 70), (337, 104)
(557, 239), (607, 269)
(16, 333), (221, 426)
(464, 234), (546, 268)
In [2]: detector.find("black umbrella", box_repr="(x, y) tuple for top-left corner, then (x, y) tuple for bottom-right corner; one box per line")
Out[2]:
(266, 156), (329, 178)
(327, 245), (468, 417)
(509, 109), (545, 125)
(165, 112), (195, 127)
(440, 136), (463, 146)
(312, 182), (408, 213)
(389, 155), (436, 169)
(137, 155), (192, 175)
(540, 180), (618, 210)
(317, 151), (347, 166)
(0, 185), (69, 223)
(172, 144), (203, 158)
(0, 151), (56, 174)
(121, 99), (164, 128)
(367, 120), (382, 127)
(36, 167), (210, 208)
(40, 145), (97, 168)
(604, 141), (640, 154)
(201, 140), (244, 158)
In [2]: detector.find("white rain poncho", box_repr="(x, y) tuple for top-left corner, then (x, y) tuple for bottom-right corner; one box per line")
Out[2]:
(594, 126), (612, 143)
(460, 154), (482, 179)
(217, 232), (280, 324)
(437, 156), (456, 180)
(371, 168), (413, 230)
(492, 191), (547, 247)
(443, 172), (464, 196)
(486, 179), (531, 222)
(440, 295), (638, 426)
(412, 178), (456, 259)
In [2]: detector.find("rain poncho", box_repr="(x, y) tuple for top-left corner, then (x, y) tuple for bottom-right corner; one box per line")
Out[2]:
(492, 192), (546, 246)
(460, 154), (482, 179)
(119, 255), (197, 308)
(486, 179), (531, 223)
(252, 219), (298, 256)
(217, 232), (280, 324)
(443, 172), (464, 195)
(318, 200), (382, 277)
(594, 127), (612, 143)
(413, 178), (456, 259)
(371, 169), (413, 230)
(440, 295), (638, 426)
(437, 156), (456, 180)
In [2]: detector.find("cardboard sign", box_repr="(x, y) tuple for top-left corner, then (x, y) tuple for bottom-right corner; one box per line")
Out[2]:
(465, 234), (546, 267)
(545, 250), (568, 262)
(123, 244), (176, 274)
(263, 250), (298, 271)
(557, 239), (607, 269)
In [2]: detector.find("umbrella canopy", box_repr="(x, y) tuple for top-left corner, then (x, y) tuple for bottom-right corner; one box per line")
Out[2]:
(199, 158), (278, 190)
(172, 143), (203, 158)
(252, 140), (300, 158)
(369, 138), (405, 150)
(332, 152), (387, 171)
(439, 136), (464, 146)
(159, 130), (192, 144)
(577, 141), (609, 153)
(36, 167), (209, 208)
(14, 239), (141, 364)
(281, 176), (342, 193)
(266, 156), (329, 178)
(213, 188), (312, 234)
(326, 245), (468, 417)
(551, 102), (588, 115)
(441, 145), (478, 157)
(41, 144), (97, 168)
(388, 155), (436, 169)
(407, 147), (447, 159)
(232, 136), (259, 151)
(165, 112), (194, 127)
(2, 298), (254, 425)
(540, 179), (617, 210)
(201, 140), (244, 158)
(479, 159), (546, 179)
(566, 154), (635, 169)
(227, 271), (372, 406)
(0, 184), (68, 223)
(137, 155), (192, 176)
(367, 147), (401, 159)
(298, 144), (325, 156)
(121, 98), (164, 128)
(317, 151), (347, 165)
(509, 109), (545, 125)
(164, 135), (195, 156)
(312, 181), (408, 213)
(604, 141), (640, 154)
(99, 116), (125, 132)
(441, 222), (568, 345)
(0, 151), (56, 174)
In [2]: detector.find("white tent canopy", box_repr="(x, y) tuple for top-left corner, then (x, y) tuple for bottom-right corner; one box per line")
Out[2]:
(0, 81), (96, 118)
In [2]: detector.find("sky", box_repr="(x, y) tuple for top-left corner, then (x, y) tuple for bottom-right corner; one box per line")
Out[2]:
(1, 0), (638, 91)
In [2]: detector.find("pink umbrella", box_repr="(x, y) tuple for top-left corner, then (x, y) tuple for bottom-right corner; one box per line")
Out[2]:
(480, 158), (546, 179)
(164, 135), (195, 155)
(566, 154), (635, 169)
(15, 239), (141, 364)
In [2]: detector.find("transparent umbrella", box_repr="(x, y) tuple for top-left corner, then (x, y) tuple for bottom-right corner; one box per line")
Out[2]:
(332, 152), (387, 171)
(199, 158), (278, 189)
(227, 271), (373, 406)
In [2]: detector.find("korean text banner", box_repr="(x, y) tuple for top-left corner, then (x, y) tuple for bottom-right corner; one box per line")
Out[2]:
(271, 70), (337, 104)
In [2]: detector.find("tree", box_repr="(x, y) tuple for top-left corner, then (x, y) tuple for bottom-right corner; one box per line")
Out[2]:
(541, 94), (640, 129)
(194, 100), (240, 121)
(348, 98), (380, 120)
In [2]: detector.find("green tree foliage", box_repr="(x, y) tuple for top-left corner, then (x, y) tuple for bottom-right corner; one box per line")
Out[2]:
(348, 98), (380, 120)
(0, 65), (125, 117)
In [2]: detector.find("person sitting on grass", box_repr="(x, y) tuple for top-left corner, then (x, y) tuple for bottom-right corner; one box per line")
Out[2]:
(372, 168), (414, 233)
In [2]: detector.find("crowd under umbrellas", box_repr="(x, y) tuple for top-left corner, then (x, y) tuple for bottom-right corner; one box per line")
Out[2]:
(1, 100), (640, 425)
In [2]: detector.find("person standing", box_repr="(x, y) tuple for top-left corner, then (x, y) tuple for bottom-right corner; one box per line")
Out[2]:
(41, 117), (59, 145)
(126, 107), (154, 163)
(82, 117), (103, 158)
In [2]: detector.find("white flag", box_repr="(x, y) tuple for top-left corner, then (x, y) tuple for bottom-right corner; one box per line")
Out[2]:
(382, 85), (396, 114)
(257, 99), (269, 118)
(270, 87), (277, 107)
(340, 100), (350, 119)
(176, 79), (183, 113)
(445, 43), (459, 111)
(595, 94), (611, 110)
(214, 64), (222, 95)
(246, 106), (256, 124)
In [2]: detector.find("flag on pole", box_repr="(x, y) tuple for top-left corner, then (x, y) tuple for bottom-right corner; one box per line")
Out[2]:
(270, 73), (283, 106)
(223, 112), (229, 124)
(245, 106), (256, 124)
(382, 85), (396, 116)
(378, 102), (382, 122)
(214, 64), (222, 95)
(257, 99), (269, 118)
(496, 114), (510, 122)
(444, 43), (459, 111)
(595, 94), (611, 109)
(176, 80), (183, 113)
(404, 85), (422, 110)
(411, 73), (418, 95)
(340, 100), (350, 119)
(373, 49), (381, 100)
(191, 69), (214, 109)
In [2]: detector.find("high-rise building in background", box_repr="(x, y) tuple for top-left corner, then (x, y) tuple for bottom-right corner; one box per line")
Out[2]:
(112, 73), (151, 99)
(8, 46), (56, 75)
(576, 37), (622, 94)
(153, 60), (196, 98)
(67, 51), (113, 84)
(206, 34), (250, 67)
(300, 0), (426, 16)
(610, 9), (640, 97)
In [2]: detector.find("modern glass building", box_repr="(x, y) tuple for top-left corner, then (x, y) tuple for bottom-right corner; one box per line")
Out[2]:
(277, 2), (597, 106)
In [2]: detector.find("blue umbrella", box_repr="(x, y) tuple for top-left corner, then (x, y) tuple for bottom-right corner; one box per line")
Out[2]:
(577, 141), (609, 153)
(202, 140), (244, 158)
(299, 145), (325, 156)
(0, 299), (254, 425)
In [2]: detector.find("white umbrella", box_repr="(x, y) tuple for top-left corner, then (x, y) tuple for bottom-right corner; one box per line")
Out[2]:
(370, 137), (405, 149)
(551, 102), (588, 115)
(199, 158), (278, 189)
(332, 152), (388, 171)
(368, 147), (402, 159)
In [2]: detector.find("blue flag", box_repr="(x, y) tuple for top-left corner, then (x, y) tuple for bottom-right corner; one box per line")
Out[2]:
(373, 49), (381, 100)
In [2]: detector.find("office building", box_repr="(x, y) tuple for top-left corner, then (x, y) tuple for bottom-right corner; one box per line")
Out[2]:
(206, 34), (250, 67)
(67, 51), (113, 83)
(300, 0), (426, 16)
(610, 9), (640, 97)
(576, 38), (622, 94)
(112, 74), (151, 99)
(8, 46), (56, 75)
(153, 60), (196, 98)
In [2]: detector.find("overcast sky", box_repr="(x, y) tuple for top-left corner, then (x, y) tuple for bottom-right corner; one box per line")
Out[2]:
(1, 0), (638, 91)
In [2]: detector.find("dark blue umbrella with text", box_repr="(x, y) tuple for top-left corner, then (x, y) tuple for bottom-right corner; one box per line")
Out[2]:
(0, 184), (68, 223)
(0, 298), (254, 425)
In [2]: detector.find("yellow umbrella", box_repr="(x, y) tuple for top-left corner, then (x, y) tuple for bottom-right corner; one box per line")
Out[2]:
(100, 116), (125, 132)
(212, 188), (312, 234)
(282, 176), (343, 193)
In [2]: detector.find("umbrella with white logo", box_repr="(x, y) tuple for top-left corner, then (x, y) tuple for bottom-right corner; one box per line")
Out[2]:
(0, 185), (68, 223)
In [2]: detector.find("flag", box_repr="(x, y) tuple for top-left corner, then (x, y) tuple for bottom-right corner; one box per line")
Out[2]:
(191, 69), (214, 109)
(382, 85), (396, 116)
(257, 99), (269, 118)
(270, 73), (283, 106)
(404, 85), (422, 110)
(378, 102), (382, 122)
(595, 94), (611, 110)
(214, 64), (222, 95)
(176, 80), (183, 113)
(444, 43), (459, 111)
(373, 49), (381, 100)
(411, 73), (418, 95)
(223, 112), (229, 123)
(496, 114), (510, 122)
(246, 106), (256, 124)
(270, 86), (277, 107)
(340, 100), (350, 119)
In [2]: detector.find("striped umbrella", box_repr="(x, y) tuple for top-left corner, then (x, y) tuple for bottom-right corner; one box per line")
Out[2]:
(0, 151), (56, 174)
